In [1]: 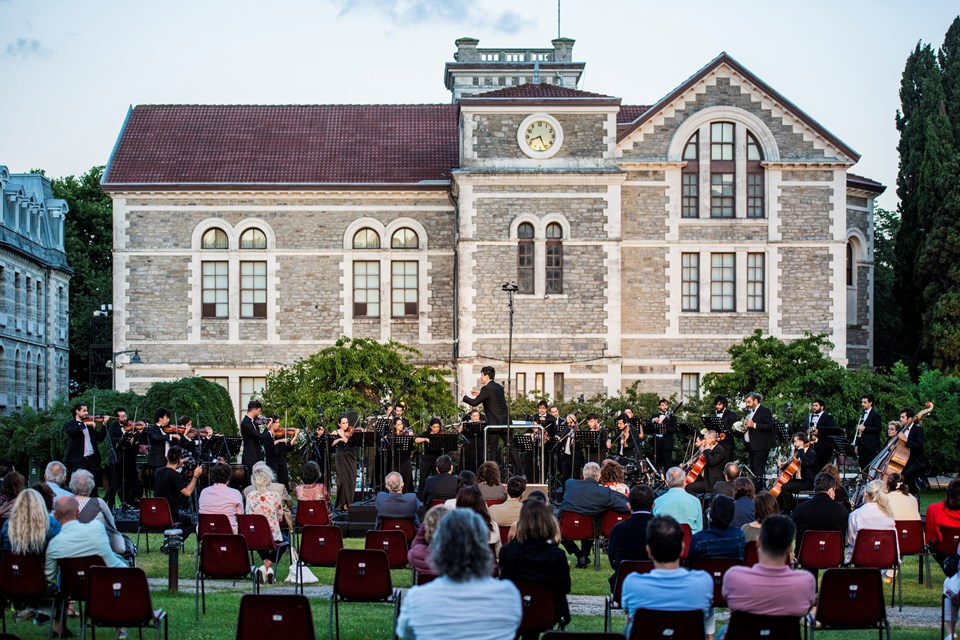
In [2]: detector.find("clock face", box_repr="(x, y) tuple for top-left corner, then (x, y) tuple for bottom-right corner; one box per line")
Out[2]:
(524, 120), (556, 152)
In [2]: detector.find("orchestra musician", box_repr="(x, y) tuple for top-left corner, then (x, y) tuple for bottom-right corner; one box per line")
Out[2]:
(176, 416), (198, 459)
(558, 413), (579, 481)
(623, 407), (645, 439)
(415, 417), (444, 498)
(776, 432), (819, 510)
(144, 408), (177, 492)
(458, 408), (484, 473)
(809, 399), (837, 466)
(194, 427), (216, 463)
(391, 401), (411, 430)
(104, 407), (137, 509)
(264, 415), (297, 488)
(386, 416), (414, 494)
(608, 414), (639, 458)
(855, 394), (882, 472)
(896, 407), (927, 495)
(332, 414), (362, 511)
(584, 413), (606, 464)
(684, 430), (727, 495)
(533, 400), (557, 439)
(713, 396), (738, 461)
(742, 392), (775, 489)
(240, 400), (265, 479)
(648, 399), (677, 472)
(63, 402), (107, 489)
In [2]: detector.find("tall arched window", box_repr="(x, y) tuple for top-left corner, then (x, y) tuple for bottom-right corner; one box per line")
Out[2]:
(239, 228), (267, 249)
(517, 222), (535, 294)
(746, 133), (765, 218)
(545, 222), (563, 294)
(353, 228), (380, 249)
(846, 241), (855, 287)
(681, 132), (699, 218)
(710, 122), (735, 218)
(35, 353), (42, 407)
(201, 228), (228, 249)
(391, 228), (419, 249)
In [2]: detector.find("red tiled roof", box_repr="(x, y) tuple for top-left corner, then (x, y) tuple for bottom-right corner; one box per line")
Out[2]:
(847, 173), (886, 194)
(103, 104), (460, 188)
(463, 83), (615, 100)
(618, 105), (650, 123)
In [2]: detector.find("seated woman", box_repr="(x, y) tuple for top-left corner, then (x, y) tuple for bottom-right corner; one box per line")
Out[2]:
(687, 494), (746, 564)
(0, 472), (25, 520)
(443, 470), (477, 509)
(477, 462), (507, 503)
(599, 460), (629, 496)
(741, 491), (778, 543)
(245, 464), (291, 584)
(70, 469), (131, 558)
(408, 505), (450, 577)
(884, 472), (920, 521)
(845, 479), (896, 564)
(455, 484), (501, 555)
(294, 461), (332, 524)
(928, 479), (960, 567)
(0, 488), (58, 552)
(730, 477), (756, 530)
(396, 510), (522, 639)
(498, 499), (571, 637)
(198, 462), (245, 534)
(820, 464), (852, 512)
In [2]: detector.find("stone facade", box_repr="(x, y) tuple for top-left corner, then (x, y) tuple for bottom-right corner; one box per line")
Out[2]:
(0, 166), (71, 414)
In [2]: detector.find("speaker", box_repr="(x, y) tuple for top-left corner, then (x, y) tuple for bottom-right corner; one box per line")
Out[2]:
(522, 483), (550, 503)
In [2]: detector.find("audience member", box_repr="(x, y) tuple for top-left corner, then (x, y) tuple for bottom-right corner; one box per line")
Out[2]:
(0, 472), (25, 520)
(376, 471), (421, 527)
(820, 463), (852, 511)
(408, 505), (449, 576)
(489, 476), (526, 527)
(846, 479), (895, 563)
(790, 471), (850, 553)
(198, 462), (245, 533)
(396, 509), (522, 639)
(30, 482), (56, 515)
(687, 494), (746, 564)
(243, 461), (293, 523)
(45, 496), (126, 582)
(44, 461), (73, 500)
(423, 455), (458, 505)
(70, 469), (130, 558)
(560, 462), (629, 568)
(884, 472), (920, 521)
(294, 461), (332, 523)
(0, 489), (59, 552)
(444, 470), (478, 508)
(599, 460), (629, 496)
(455, 484), (500, 553)
(477, 461), (507, 502)
(927, 478), (960, 566)
(245, 463), (291, 584)
(711, 463), (740, 497)
(499, 500), (571, 636)
(730, 478), (756, 529)
(620, 515), (714, 638)
(741, 491), (778, 543)
(652, 467), (703, 534)
(607, 484), (655, 590)
(153, 446), (203, 539)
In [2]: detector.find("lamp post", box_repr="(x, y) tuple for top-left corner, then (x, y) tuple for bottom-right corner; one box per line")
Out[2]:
(501, 281), (519, 404)
(111, 350), (143, 391)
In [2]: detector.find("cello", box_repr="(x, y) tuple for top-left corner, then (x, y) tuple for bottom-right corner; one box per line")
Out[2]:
(866, 401), (933, 483)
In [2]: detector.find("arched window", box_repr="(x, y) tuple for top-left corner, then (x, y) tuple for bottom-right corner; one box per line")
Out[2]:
(746, 133), (765, 218)
(391, 228), (418, 249)
(545, 222), (563, 294)
(681, 132), (699, 218)
(517, 222), (535, 294)
(846, 241), (855, 287)
(710, 122), (735, 218)
(35, 353), (42, 407)
(201, 228), (228, 250)
(353, 228), (380, 249)
(239, 228), (267, 250)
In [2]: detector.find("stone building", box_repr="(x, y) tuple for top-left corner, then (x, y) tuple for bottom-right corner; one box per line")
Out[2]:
(0, 166), (71, 414)
(101, 38), (883, 416)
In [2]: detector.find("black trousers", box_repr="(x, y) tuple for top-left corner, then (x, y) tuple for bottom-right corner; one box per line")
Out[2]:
(749, 447), (771, 490)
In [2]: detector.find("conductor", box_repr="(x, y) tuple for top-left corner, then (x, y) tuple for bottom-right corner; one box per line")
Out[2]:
(461, 366), (510, 462)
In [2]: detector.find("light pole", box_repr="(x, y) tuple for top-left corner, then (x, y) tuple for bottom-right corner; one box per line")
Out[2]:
(501, 281), (519, 405)
(111, 350), (143, 390)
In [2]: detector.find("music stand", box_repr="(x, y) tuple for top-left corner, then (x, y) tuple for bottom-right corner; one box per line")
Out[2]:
(425, 434), (458, 455)
(575, 428), (604, 465)
(774, 422), (792, 444)
(348, 430), (378, 501)
(700, 415), (725, 434)
(830, 435), (858, 483)
(462, 421), (485, 472)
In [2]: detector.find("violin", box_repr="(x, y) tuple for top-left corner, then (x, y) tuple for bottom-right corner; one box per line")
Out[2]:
(271, 423), (299, 439)
(81, 416), (109, 428)
(121, 421), (147, 433)
(162, 425), (189, 435)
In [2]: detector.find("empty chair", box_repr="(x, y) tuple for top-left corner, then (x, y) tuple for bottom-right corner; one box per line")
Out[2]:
(724, 611), (801, 640)
(235, 594), (314, 640)
(805, 568), (890, 638)
(137, 497), (175, 553)
(628, 608), (704, 640)
(195, 533), (258, 620)
(894, 519), (930, 587)
(297, 525), (344, 594)
(85, 566), (168, 640)
(0, 552), (54, 637)
(365, 529), (409, 569)
(198, 513), (233, 539)
(378, 517), (417, 546)
(56, 555), (104, 636)
(604, 560), (653, 632)
(329, 549), (400, 640)
(693, 557), (742, 608)
(849, 529), (901, 609)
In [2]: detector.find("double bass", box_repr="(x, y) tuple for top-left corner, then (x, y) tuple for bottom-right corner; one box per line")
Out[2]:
(867, 401), (933, 483)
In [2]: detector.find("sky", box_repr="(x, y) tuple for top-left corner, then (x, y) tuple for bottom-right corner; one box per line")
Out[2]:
(1, 0), (958, 213)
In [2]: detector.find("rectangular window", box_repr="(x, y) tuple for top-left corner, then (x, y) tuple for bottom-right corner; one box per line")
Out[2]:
(681, 373), (700, 403)
(391, 261), (418, 317)
(710, 122), (734, 160)
(747, 253), (765, 312)
(203, 376), (229, 390)
(711, 253), (736, 312)
(682, 173), (699, 218)
(681, 253), (700, 312)
(518, 241), (534, 294)
(710, 173), (735, 218)
(240, 261), (267, 319)
(546, 241), (563, 294)
(534, 372), (545, 394)
(747, 173), (765, 218)
(353, 261), (380, 318)
(201, 261), (229, 318)
(239, 377), (266, 416)
(515, 372), (526, 399)
(553, 373), (564, 401)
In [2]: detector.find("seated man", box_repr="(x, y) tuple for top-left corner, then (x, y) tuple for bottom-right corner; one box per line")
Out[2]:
(719, 515), (816, 639)
(489, 475), (526, 528)
(607, 484), (655, 590)
(153, 446), (203, 539)
(687, 495), (746, 565)
(790, 471), (849, 552)
(559, 462), (629, 569)
(652, 467), (704, 533)
(423, 454), (458, 505)
(44, 461), (74, 500)
(711, 463), (740, 498)
(621, 515), (714, 638)
(198, 462), (244, 534)
(45, 495), (127, 582)
(376, 471), (420, 528)
(684, 431), (727, 496)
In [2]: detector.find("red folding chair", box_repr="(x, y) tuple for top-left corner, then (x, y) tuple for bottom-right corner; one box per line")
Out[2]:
(428, 499), (446, 509)
(485, 499), (505, 507)
(680, 523), (693, 561)
(137, 497), (175, 553)
(297, 526), (344, 594)
(628, 608), (704, 640)
(594, 510), (630, 570)
(294, 500), (330, 550)
(850, 529), (900, 609)
(725, 611), (801, 640)
(365, 530), (409, 569)
(744, 540), (759, 567)
(499, 525), (512, 546)
(692, 557), (742, 608)
(57, 555), (105, 638)
(195, 534), (258, 620)
(0, 552), (55, 637)
(86, 567), (168, 640)
(604, 560), (653, 632)
(894, 519), (930, 587)
(559, 510), (595, 566)
(378, 517), (417, 546)
(932, 525), (960, 557)
(198, 513), (233, 539)
(237, 513), (288, 571)
(329, 549), (400, 640)
(236, 594), (314, 640)
(805, 568), (890, 638)
(511, 580), (565, 637)
(796, 530), (844, 571)
(414, 571), (438, 585)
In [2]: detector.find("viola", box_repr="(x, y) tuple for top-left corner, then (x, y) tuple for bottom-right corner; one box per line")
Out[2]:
(867, 401), (933, 483)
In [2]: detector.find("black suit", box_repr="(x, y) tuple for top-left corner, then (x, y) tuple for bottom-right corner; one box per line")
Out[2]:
(559, 478), (629, 561)
(900, 423), (926, 493)
(684, 445), (728, 495)
(423, 473), (458, 505)
(716, 408), (738, 460)
(746, 404), (775, 483)
(790, 492), (849, 555)
(647, 411), (677, 471)
(856, 408), (883, 470)
(240, 415), (263, 473)
(462, 380), (513, 467)
(63, 418), (106, 479)
(607, 511), (653, 590)
(145, 424), (174, 468)
(810, 412), (837, 466)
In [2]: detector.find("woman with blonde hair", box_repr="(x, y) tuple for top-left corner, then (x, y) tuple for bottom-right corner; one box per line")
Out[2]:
(845, 479), (896, 563)
(0, 489), (58, 554)
(245, 463), (290, 583)
(408, 505), (450, 576)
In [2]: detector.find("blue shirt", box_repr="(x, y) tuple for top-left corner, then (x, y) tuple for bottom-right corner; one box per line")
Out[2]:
(621, 567), (713, 636)
(652, 488), (703, 533)
(397, 575), (521, 640)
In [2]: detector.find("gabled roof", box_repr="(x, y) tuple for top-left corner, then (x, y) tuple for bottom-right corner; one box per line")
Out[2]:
(617, 52), (860, 162)
(458, 82), (620, 106)
(102, 104), (460, 190)
(847, 173), (886, 195)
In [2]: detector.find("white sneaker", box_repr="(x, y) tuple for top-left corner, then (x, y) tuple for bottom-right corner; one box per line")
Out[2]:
(266, 566), (275, 584)
(256, 565), (267, 584)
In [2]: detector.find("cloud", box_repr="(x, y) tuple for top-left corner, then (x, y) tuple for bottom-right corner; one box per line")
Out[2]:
(2, 38), (51, 60)
(335, 0), (533, 33)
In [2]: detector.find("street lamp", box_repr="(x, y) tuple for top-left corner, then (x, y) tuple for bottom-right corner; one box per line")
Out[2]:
(111, 350), (143, 390)
(500, 281), (519, 405)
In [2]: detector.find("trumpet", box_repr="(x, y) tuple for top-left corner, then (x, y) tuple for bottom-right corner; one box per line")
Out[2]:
(731, 420), (747, 433)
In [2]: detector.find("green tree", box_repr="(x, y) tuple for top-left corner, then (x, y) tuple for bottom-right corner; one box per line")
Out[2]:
(939, 17), (960, 145)
(141, 377), (238, 435)
(51, 165), (113, 391)
(873, 207), (904, 367)
(260, 338), (457, 431)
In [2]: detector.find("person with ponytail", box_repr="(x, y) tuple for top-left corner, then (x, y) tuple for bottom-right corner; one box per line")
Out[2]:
(884, 472), (920, 521)
(845, 479), (896, 563)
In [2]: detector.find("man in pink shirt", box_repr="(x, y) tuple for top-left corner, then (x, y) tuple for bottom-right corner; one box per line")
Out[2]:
(721, 515), (816, 624)
(198, 462), (244, 533)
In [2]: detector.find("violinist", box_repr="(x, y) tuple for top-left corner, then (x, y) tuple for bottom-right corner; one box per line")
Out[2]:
(458, 408), (484, 473)
(414, 417), (443, 498)
(194, 427), (216, 463)
(106, 407), (141, 509)
(896, 407), (927, 495)
(63, 403), (107, 486)
(177, 416), (200, 459)
(558, 413), (579, 481)
(684, 430), (726, 495)
(385, 416), (414, 494)
(332, 415), (362, 511)
(608, 414), (637, 457)
(648, 399), (678, 472)
(264, 416), (297, 488)
(775, 432), (818, 510)
(240, 400), (264, 480)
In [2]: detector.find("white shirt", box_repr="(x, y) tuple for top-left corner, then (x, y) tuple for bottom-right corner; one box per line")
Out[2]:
(397, 575), (521, 640)
(845, 501), (897, 562)
(82, 423), (94, 457)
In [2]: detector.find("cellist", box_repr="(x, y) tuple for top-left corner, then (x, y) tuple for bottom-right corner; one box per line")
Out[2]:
(684, 430), (726, 495)
(775, 431), (818, 511)
(896, 407), (927, 495)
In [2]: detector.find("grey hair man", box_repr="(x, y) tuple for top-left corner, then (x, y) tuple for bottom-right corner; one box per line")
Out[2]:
(376, 471), (420, 528)
(559, 461), (629, 568)
(44, 461), (73, 500)
(651, 466), (703, 533)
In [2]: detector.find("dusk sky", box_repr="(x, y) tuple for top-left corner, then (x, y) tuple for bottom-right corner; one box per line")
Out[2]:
(2, 0), (958, 213)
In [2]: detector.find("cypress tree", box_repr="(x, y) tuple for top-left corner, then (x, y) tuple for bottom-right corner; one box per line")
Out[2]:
(939, 17), (960, 146)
